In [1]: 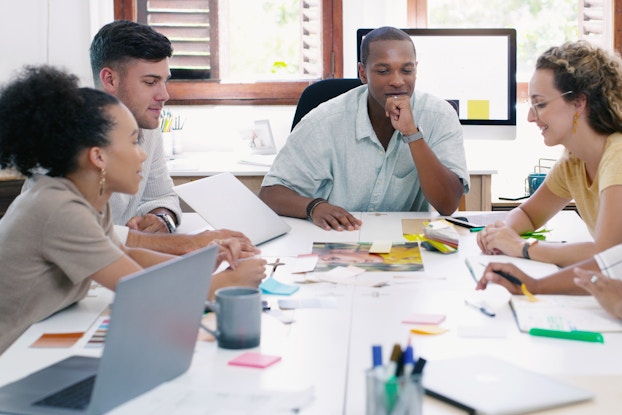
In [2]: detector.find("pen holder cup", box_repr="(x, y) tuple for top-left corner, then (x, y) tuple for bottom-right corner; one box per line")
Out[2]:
(366, 369), (423, 415)
(162, 131), (174, 159)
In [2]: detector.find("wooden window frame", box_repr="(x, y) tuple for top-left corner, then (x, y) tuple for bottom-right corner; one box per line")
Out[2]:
(114, 0), (343, 105)
(407, 0), (622, 51)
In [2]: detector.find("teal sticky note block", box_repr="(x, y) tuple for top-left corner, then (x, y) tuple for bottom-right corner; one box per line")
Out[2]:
(259, 276), (300, 295)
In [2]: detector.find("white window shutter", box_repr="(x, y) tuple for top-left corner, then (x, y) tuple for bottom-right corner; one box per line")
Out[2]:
(579, 0), (613, 50)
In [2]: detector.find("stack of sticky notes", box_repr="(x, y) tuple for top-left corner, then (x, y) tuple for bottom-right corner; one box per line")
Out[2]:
(423, 220), (459, 253)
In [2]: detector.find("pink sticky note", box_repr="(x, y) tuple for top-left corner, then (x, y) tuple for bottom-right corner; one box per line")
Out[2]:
(228, 352), (282, 369)
(402, 313), (446, 325)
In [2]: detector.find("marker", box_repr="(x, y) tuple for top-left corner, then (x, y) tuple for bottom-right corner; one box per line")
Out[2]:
(384, 344), (402, 412)
(385, 344), (402, 379)
(465, 300), (496, 317)
(529, 328), (604, 343)
(401, 342), (415, 376)
(470, 226), (485, 232)
(412, 357), (427, 375)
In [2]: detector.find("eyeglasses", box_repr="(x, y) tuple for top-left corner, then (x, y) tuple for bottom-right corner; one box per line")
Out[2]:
(529, 91), (573, 118)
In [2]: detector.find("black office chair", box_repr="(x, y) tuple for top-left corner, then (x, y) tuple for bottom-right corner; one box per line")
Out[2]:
(290, 78), (363, 131)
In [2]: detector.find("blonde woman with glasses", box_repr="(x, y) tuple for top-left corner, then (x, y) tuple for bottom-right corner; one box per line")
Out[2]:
(477, 41), (622, 293)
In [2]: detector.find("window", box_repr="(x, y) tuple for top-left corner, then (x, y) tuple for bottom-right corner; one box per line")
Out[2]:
(115, 0), (343, 104)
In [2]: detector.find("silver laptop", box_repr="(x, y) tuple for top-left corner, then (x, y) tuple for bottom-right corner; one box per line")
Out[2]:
(423, 354), (593, 415)
(174, 172), (291, 245)
(0, 245), (218, 415)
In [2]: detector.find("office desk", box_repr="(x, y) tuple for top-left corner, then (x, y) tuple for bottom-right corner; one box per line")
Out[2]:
(166, 151), (497, 211)
(1, 211), (620, 414)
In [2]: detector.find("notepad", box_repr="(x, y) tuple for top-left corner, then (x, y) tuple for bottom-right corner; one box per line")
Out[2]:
(510, 295), (622, 332)
(228, 352), (281, 369)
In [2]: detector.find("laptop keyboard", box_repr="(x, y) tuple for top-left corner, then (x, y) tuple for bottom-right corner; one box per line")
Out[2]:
(33, 375), (95, 410)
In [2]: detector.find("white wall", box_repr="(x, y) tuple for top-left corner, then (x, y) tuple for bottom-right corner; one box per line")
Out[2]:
(0, 0), (111, 86)
(2, 0), (564, 199)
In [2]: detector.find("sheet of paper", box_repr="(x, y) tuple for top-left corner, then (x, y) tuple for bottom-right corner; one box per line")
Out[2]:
(278, 297), (338, 309)
(369, 240), (392, 253)
(510, 295), (622, 332)
(401, 218), (429, 235)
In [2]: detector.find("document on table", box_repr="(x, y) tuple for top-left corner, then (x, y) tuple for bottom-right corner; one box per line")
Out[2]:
(510, 295), (622, 332)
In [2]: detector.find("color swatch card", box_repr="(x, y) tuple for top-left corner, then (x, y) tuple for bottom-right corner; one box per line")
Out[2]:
(31, 332), (84, 348)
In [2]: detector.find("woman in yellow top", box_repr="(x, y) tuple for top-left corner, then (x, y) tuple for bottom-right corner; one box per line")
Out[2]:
(478, 41), (622, 268)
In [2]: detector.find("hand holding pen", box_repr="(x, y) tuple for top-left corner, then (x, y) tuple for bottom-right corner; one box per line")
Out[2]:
(478, 262), (537, 299)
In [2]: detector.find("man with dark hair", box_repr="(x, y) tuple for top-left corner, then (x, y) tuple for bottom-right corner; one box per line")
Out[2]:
(259, 26), (469, 231)
(90, 20), (180, 237)
(88, 20), (265, 283)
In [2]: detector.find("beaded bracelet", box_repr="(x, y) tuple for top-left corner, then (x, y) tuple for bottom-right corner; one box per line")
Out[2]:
(306, 198), (328, 221)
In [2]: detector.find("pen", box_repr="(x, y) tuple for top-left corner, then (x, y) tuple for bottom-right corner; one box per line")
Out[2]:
(464, 258), (478, 283)
(493, 270), (523, 286)
(492, 269), (537, 300)
(469, 226), (485, 232)
(465, 300), (496, 317)
(529, 328), (604, 343)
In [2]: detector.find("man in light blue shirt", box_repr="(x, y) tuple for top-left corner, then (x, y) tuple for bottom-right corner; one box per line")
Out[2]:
(259, 26), (469, 231)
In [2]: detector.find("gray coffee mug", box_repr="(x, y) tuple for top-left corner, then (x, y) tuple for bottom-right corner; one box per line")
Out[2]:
(203, 286), (261, 349)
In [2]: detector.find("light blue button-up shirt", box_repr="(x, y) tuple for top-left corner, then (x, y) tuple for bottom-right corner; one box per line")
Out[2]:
(263, 85), (469, 212)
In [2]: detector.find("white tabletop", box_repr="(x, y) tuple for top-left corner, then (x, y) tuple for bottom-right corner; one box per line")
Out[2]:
(1, 211), (620, 414)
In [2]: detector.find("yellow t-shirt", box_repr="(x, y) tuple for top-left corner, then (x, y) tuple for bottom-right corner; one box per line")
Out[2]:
(546, 133), (622, 234)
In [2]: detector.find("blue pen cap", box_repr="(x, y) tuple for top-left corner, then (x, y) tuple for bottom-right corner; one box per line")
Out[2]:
(372, 345), (383, 367)
(403, 344), (414, 365)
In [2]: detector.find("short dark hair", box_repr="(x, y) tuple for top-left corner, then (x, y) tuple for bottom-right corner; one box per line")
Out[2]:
(90, 20), (173, 87)
(360, 27), (415, 66)
(0, 65), (119, 177)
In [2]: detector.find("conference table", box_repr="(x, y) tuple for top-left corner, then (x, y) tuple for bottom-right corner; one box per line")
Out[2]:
(1, 211), (621, 414)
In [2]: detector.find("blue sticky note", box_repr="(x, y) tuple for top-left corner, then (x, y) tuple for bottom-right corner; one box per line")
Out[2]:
(259, 277), (300, 295)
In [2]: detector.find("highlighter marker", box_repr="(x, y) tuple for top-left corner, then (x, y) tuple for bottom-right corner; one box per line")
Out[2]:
(529, 328), (604, 343)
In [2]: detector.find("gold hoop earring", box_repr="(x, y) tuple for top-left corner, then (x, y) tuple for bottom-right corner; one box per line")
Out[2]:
(573, 112), (579, 134)
(99, 168), (106, 196)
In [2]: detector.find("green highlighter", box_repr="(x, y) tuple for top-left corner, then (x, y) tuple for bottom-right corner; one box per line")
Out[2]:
(529, 328), (604, 343)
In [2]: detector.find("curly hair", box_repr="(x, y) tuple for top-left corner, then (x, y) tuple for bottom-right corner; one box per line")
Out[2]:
(360, 27), (415, 66)
(0, 65), (120, 177)
(90, 20), (173, 88)
(536, 40), (622, 134)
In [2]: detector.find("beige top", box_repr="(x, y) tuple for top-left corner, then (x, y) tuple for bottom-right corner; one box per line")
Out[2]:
(0, 175), (123, 355)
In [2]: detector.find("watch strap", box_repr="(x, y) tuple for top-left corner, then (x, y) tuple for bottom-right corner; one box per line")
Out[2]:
(156, 213), (176, 233)
(401, 128), (424, 143)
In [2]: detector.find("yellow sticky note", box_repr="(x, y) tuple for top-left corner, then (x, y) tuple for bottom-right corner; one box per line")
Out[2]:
(467, 100), (490, 119)
(410, 325), (448, 335)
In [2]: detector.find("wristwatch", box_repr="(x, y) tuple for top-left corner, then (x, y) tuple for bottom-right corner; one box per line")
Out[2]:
(155, 213), (177, 233)
(401, 126), (424, 143)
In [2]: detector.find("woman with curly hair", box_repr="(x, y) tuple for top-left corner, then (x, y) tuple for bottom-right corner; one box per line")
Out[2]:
(476, 41), (622, 293)
(0, 65), (182, 354)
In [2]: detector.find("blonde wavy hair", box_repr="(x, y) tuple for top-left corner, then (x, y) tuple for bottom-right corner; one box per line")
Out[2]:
(536, 40), (622, 134)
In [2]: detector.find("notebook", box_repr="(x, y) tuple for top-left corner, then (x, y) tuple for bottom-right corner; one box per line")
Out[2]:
(174, 172), (291, 245)
(423, 354), (593, 415)
(0, 244), (218, 415)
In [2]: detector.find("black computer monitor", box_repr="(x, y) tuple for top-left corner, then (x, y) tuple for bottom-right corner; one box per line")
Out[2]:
(356, 28), (517, 140)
